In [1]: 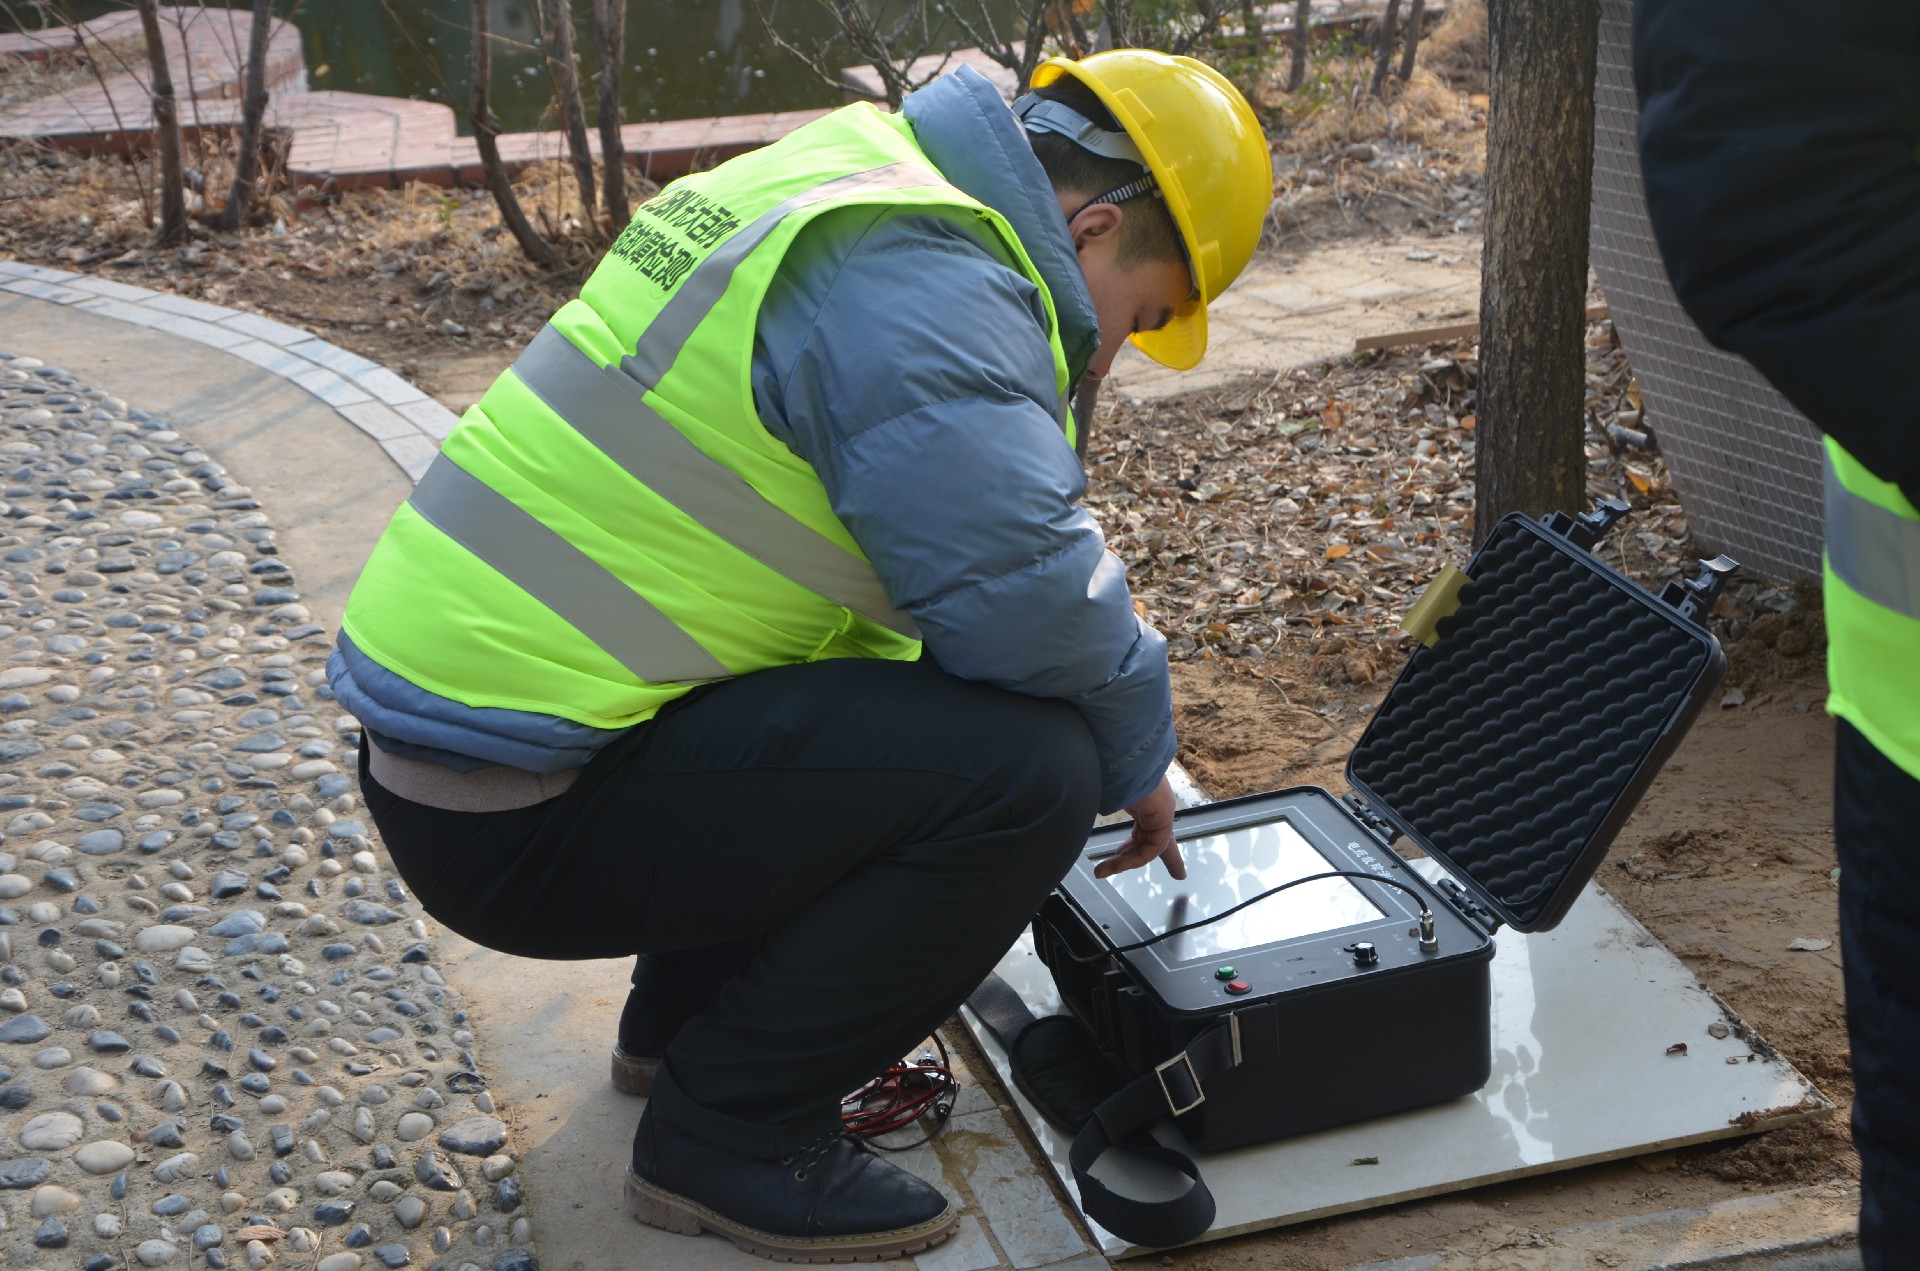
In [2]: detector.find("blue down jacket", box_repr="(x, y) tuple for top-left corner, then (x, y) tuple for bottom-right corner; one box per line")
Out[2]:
(330, 66), (1176, 813)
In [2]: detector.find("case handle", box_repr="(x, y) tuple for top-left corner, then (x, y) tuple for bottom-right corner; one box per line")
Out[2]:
(1660, 555), (1740, 622)
(1542, 497), (1632, 551)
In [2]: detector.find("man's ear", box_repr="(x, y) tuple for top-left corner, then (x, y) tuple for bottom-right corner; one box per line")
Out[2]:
(1068, 202), (1124, 253)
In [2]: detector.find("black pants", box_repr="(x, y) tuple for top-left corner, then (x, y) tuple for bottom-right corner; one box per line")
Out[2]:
(1835, 719), (1920, 1266)
(359, 657), (1100, 1158)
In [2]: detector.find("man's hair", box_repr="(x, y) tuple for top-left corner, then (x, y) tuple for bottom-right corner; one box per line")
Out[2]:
(1024, 77), (1185, 270)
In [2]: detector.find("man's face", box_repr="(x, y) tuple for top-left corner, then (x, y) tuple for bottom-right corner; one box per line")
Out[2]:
(1064, 200), (1193, 378)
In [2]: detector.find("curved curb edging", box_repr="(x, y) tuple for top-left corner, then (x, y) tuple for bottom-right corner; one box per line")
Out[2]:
(0, 257), (452, 484)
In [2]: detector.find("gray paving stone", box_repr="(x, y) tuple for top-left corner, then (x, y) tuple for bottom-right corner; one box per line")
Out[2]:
(1, 278), (89, 304)
(339, 399), (420, 442)
(382, 432), (442, 481)
(946, 1109), (1093, 1269)
(71, 296), (172, 328)
(217, 310), (314, 346)
(397, 397), (461, 439)
(152, 314), (253, 349)
(287, 338), (380, 377)
(65, 276), (159, 302)
(289, 363), (374, 407)
(913, 1215), (1005, 1271)
(2, 262), (78, 282)
(351, 365), (431, 406)
(140, 292), (236, 323)
(223, 339), (321, 378)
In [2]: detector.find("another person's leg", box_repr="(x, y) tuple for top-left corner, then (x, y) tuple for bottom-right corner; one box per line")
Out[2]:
(612, 943), (756, 1095)
(1834, 720), (1920, 1268)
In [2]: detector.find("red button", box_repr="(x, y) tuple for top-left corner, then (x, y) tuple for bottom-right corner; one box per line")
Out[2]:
(1225, 978), (1250, 995)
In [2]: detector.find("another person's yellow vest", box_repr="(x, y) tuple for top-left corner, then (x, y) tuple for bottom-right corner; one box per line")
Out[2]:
(1824, 438), (1920, 779)
(341, 103), (1071, 731)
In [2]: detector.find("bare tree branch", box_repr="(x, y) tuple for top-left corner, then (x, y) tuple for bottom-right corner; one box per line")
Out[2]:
(1370, 0), (1402, 97)
(218, 0), (272, 232)
(750, 0), (864, 98)
(132, 0), (187, 244)
(1287, 0), (1310, 90)
(470, 0), (565, 270)
(1398, 0), (1427, 82)
(946, 0), (1051, 93)
(540, 0), (598, 228)
(595, 0), (628, 223)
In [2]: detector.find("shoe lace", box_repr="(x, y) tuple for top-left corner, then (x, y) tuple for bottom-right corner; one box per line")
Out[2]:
(777, 1133), (842, 1183)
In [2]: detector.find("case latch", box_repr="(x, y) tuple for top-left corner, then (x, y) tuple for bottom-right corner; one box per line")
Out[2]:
(1436, 877), (1502, 936)
(1659, 555), (1740, 623)
(1541, 497), (1631, 552)
(1341, 793), (1399, 845)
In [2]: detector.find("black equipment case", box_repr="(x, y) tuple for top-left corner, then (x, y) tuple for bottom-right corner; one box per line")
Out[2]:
(994, 503), (1735, 1246)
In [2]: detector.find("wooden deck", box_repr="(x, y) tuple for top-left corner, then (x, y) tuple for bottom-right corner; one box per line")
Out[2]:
(0, 7), (825, 192)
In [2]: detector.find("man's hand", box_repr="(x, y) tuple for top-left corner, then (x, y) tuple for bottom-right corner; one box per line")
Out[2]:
(1093, 775), (1186, 880)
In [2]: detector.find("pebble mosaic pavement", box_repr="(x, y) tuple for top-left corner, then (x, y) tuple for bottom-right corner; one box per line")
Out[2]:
(0, 349), (534, 1271)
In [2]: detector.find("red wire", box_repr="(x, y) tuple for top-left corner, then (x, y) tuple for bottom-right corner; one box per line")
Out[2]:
(841, 1036), (958, 1150)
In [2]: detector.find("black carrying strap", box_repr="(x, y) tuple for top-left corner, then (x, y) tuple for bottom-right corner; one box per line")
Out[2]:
(966, 973), (1248, 1249)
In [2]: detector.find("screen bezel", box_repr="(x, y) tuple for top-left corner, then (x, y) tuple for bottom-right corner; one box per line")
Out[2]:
(1065, 797), (1425, 976)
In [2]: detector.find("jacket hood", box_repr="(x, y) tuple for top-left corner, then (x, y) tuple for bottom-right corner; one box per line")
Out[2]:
(901, 66), (1101, 381)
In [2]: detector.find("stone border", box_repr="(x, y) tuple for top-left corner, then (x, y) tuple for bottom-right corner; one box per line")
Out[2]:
(0, 260), (452, 484)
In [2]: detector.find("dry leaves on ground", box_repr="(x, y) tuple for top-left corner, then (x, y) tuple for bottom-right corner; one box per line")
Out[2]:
(1084, 317), (1800, 693)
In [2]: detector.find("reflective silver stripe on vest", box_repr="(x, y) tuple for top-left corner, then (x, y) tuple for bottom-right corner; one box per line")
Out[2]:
(1825, 454), (1920, 622)
(408, 455), (732, 685)
(512, 326), (919, 637)
(623, 161), (947, 389)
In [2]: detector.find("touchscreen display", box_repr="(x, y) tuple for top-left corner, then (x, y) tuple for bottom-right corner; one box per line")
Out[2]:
(1100, 819), (1385, 962)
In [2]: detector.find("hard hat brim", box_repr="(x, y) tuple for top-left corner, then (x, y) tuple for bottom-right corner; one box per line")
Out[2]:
(1130, 298), (1207, 371)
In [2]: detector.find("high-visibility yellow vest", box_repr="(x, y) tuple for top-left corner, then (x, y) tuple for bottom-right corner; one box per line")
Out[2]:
(341, 103), (1071, 730)
(1823, 437), (1920, 780)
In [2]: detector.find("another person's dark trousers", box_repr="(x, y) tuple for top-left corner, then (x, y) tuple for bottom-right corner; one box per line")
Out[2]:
(359, 657), (1101, 1159)
(1835, 719), (1920, 1266)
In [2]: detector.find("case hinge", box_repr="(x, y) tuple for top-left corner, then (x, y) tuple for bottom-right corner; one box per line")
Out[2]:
(1659, 555), (1741, 623)
(1340, 793), (1399, 846)
(1541, 497), (1631, 552)
(1436, 877), (1502, 936)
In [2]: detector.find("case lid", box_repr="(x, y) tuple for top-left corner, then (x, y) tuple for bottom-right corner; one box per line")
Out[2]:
(1346, 506), (1729, 933)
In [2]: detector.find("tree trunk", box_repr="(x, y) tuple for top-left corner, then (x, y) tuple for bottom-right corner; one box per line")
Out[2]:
(133, 0), (187, 244)
(595, 0), (628, 224)
(1287, 0), (1309, 90)
(542, 0), (598, 229)
(1474, 0), (1599, 544)
(1370, 0), (1402, 97)
(1398, 0), (1426, 82)
(1239, 0), (1261, 51)
(471, 0), (564, 270)
(218, 0), (274, 233)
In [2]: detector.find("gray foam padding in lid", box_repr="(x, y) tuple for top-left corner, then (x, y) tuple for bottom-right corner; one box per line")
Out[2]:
(1350, 523), (1714, 929)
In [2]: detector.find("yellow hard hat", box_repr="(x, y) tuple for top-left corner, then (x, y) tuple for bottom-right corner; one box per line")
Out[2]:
(1030, 50), (1273, 371)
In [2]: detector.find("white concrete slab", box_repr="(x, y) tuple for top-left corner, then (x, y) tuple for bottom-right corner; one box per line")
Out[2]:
(963, 865), (1830, 1259)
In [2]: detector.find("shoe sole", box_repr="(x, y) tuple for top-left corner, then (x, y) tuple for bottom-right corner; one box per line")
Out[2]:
(611, 1047), (659, 1097)
(624, 1168), (959, 1264)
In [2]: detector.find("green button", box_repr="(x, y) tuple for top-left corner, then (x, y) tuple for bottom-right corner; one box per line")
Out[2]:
(1214, 965), (1236, 981)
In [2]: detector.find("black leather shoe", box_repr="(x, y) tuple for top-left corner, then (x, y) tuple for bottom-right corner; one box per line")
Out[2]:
(626, 1104), (958, 1263)
(609, 1043), (660, 1097)
(611, 985), (682, 1097)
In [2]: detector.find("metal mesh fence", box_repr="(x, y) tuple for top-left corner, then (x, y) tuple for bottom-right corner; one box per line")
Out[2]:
(1587, 0), (1825, 582)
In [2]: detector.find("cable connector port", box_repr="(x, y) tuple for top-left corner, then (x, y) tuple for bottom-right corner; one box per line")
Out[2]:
(1417, 908), (1440, 954)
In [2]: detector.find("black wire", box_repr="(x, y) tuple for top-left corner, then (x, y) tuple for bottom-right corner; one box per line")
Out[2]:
(1062, 869), (1435, 963)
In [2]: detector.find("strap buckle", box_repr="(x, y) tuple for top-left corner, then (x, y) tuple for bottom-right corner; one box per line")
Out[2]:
(1153, 1050), (1205, 1117)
